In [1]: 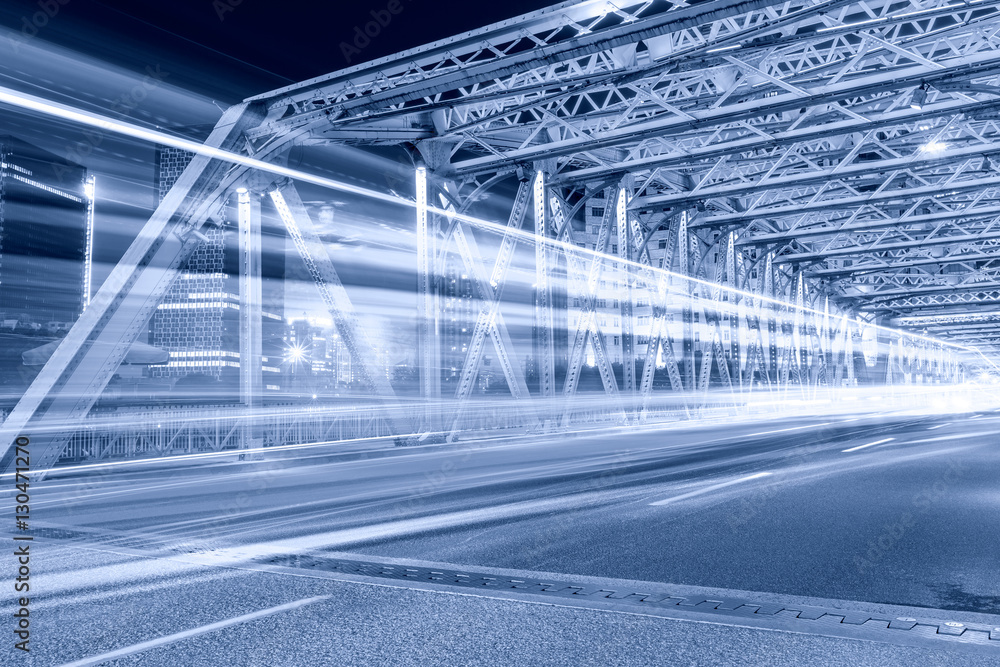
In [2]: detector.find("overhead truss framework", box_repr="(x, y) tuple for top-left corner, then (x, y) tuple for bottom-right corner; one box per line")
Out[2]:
(3, 0), (998, 469)
(238, 0), (1000, 355)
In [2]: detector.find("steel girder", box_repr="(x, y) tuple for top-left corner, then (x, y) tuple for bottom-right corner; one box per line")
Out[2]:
(893, 311), (1000, 326)
(225, 0), (1000, 353)
(7, 0), (995, 469)
(560, 189), (626, 424)
(231, 0), (1000, 354)
(269, 186), (414, 436)
(0, 103), (267, 470)
(415, 167), (441, 431)
(238, 188), (263, 451)
(442, 180), (536, 435)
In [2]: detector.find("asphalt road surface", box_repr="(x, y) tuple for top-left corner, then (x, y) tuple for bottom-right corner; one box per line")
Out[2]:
(4, 407), (1000, 664)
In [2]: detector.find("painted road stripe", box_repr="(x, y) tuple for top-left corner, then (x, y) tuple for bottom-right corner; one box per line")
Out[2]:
(58, 596), (329, 667)
(903, 432), (985, 445)
(842, 438), (894, 453)
(745, 423), (832, 437)
(649, 472), (772, 506)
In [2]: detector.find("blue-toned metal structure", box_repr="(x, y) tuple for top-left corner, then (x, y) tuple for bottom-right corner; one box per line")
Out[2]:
(5, 0), (1000, 471)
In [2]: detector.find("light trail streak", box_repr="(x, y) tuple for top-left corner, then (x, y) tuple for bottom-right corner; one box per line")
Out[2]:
(842, 438), (895, 452)
(0, 432), (421, 480)
(649, 472), (773, 506)
(0, 84), (989, 369)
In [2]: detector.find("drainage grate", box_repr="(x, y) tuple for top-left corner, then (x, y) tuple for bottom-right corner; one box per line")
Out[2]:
(262, 553), (1000, 647)
(20, 526), (1000, 648)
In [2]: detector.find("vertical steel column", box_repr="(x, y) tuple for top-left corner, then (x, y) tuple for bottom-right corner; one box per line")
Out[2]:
(764, 254), (778, 390)
(742, 276), (766, 390)
(238, 187), (262, 452)
(699, 250), (730, 397)
(846, 317), (857, 385)
(534, 169), (555, 399)
(639, 213), (683, 412)
(901, 344), (916, 384)
(449, 180), (532, 407)
(561, 193), (620, 414)
(726, 232), (741, 391)
(679, 212), (694, 391)
(83, 175), (96, 311)
(833, 314), (847, 387)
(886, 339), (896, 387)
(793, 274), (805, 386)
(416, 167), (441, 430)
(658, 215), (684, 394)
(822, 297), (832, 386)
(616, 187), (635, 396)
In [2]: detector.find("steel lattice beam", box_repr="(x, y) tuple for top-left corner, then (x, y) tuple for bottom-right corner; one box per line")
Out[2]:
(0, 102), (266, 472)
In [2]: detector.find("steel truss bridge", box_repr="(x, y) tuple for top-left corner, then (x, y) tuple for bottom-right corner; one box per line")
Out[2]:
(4, 0), (1000, 471)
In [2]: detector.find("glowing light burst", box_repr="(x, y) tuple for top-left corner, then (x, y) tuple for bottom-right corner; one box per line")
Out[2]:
(285, 344), (307, 364)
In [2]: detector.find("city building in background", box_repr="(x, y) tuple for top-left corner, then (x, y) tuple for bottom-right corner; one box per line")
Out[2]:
(440, 260), (475, 392)
(0, 135), (91, 326)
(282, 317), (352, 395)
(148, 147), (286, 398)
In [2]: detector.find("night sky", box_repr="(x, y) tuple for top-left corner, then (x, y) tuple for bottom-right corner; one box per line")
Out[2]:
(0, 0), (552, 324)
(0, 0), (554, 103)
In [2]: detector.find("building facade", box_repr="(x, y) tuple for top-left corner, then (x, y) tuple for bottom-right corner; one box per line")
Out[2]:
(148, 147), (285, 394)
(0, 136), (90, 326)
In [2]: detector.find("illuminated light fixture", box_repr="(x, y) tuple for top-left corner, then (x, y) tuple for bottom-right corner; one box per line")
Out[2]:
(910, 83), (928, 110)
(706, 44), (741, 53)
(235, 186), (248, 194)
(286, 344), (307, 363)
(83, 175), (96, 310)
(921, 140), (948, 154)
(818, 16), (884, 33)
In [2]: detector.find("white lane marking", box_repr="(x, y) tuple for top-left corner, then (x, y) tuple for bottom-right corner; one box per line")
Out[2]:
(842, 438), (894, 453)
(745, 423), (832, 437)
(928, 423), (952, 430)
(902, 432), (985, 445)
(649, 472), (772, 506)
(58, 595), (329, 667)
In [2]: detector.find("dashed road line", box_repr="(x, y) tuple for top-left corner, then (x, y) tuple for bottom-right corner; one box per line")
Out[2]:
(744, 423), (832, 438)
(843, 438), (894, 453)
(57, 595), (329, 666)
